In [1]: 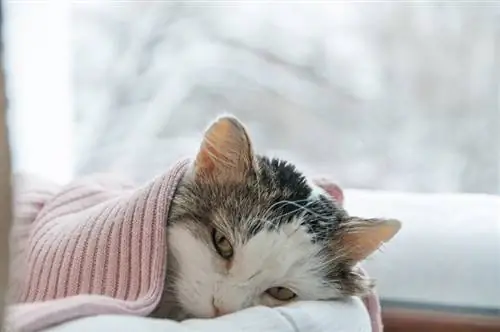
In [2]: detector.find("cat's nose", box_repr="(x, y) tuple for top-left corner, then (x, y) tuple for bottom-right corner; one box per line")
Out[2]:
(213, 305), (229, 317)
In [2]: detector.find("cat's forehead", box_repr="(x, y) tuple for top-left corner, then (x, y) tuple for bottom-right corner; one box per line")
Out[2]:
(211, 156), (345, 241)
(177, 156), (345, 243)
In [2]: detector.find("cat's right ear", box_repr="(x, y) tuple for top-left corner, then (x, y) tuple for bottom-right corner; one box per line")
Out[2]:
(193, 115), (257, 183)
(340, 217), (401, 262)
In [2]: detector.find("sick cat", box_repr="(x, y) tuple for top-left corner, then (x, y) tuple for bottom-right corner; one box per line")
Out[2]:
(152, 115), (401, 320)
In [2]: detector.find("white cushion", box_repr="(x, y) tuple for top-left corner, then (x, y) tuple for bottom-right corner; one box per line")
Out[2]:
(46, 298), (371, 332)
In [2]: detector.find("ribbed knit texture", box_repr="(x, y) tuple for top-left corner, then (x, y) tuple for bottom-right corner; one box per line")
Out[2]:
(5, 160), (189, 332)
(5, 163), (382, 332)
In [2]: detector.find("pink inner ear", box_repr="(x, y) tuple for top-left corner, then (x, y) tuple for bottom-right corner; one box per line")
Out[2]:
(313, 179), (344, 206)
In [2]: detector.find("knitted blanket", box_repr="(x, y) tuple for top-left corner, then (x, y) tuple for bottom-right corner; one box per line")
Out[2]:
(5, 161), (382, 332)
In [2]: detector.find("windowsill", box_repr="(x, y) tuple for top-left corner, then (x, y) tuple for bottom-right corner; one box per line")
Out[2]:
(382, 306), (500, 332)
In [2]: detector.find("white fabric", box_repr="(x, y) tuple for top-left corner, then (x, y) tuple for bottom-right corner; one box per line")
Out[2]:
(345, 189), (500, 309)
(45, 298), (371, 332)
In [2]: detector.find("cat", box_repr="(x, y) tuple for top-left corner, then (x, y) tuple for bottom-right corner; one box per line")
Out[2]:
(152, 115), (401, 320)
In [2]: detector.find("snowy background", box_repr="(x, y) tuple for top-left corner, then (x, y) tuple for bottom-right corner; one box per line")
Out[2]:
(5, 1), (500, 194)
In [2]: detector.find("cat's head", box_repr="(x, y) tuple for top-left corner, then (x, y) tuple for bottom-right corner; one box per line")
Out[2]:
(167, 115), (401, 318)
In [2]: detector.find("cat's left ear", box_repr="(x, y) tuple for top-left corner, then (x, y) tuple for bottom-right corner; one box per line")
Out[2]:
(193, 115), (257, 183)
(314, 179), (344, 206)
(340, 217), (401, 262)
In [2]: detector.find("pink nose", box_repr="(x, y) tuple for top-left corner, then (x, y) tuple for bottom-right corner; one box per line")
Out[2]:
(213, 305), (228, 317)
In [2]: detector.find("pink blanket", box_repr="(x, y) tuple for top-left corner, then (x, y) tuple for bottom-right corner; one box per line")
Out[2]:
(5, 161), (382, 332)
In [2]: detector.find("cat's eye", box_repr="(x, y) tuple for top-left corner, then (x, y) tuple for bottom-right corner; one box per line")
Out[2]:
(211, 228), (234, 259)
(266, 287), (297, 302)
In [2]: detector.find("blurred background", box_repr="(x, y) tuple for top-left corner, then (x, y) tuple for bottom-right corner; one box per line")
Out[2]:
(4, 1), (500, 195)
(2, 2), (500, 328)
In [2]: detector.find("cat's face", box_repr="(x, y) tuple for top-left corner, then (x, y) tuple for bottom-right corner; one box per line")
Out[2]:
(164, 115), (400, 319)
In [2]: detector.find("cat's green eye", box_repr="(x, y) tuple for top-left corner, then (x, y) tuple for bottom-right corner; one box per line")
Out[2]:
(266, 287), (297, 302)
(211, 228), (233, 260)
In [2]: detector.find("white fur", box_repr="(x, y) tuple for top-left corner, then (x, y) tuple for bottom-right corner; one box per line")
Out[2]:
(168, 217), (341, 318)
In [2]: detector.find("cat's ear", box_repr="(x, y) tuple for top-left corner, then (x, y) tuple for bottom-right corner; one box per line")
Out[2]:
(341, 217), (401, 262)
(314, 179), (344, 206)
(193, 115), (257, 182)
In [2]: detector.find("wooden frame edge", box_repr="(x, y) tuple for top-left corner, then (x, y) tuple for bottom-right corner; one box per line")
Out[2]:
(383, 307), (500, 332)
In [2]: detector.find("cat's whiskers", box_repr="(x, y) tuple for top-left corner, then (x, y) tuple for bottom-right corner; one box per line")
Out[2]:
(256, 199), (310, 227)
(320, 248), (349, 267)
(242, 199), (337, 246)
(262, 198), (311, 217)
(259, 199), (337, 234)
(273, 199), (334, 222)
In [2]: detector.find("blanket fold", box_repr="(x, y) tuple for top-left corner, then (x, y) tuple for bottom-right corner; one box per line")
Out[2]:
(6, 160), (189, 332)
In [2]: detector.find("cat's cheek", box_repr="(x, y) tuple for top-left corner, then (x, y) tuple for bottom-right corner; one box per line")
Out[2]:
(168, 224), (218, 318)
(174, 277), (215, 319)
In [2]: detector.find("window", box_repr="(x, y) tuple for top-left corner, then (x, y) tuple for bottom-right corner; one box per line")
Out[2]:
(71, 3), (499, 194)
(7, 2), (499, 194)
